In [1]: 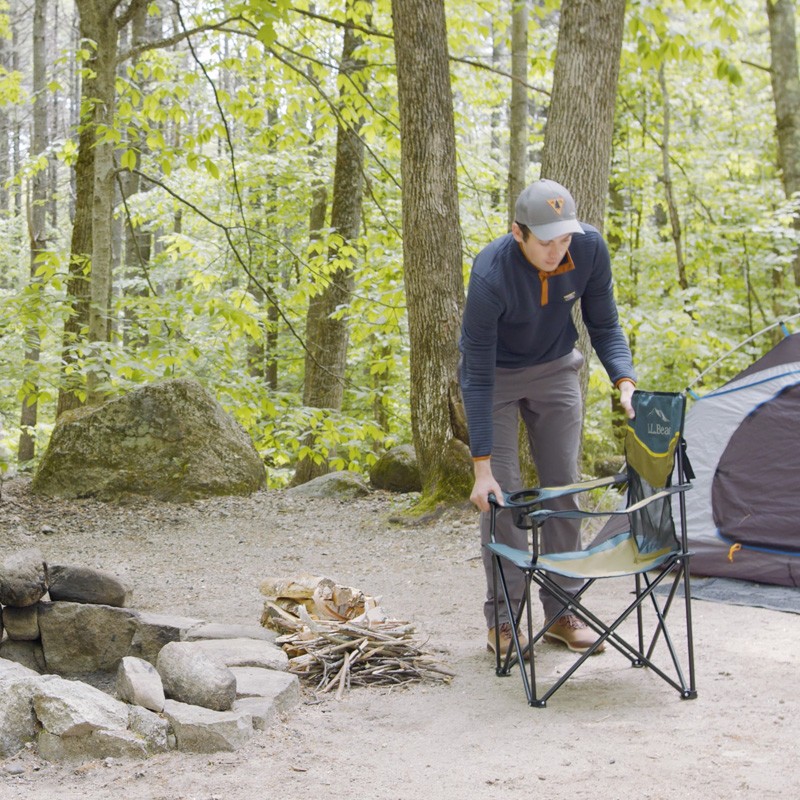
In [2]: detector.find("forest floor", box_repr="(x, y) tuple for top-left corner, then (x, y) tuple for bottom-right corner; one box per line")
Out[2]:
(1, 475), (798, 800)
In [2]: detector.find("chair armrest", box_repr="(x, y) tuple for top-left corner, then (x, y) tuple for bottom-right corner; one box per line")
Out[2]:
(501, 473), (627, 509)
(489, 473), (627, 531)
(529, 483), (692, 525)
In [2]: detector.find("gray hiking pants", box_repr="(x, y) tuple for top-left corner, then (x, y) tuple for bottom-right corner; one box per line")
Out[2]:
(481, 349), (585, 627)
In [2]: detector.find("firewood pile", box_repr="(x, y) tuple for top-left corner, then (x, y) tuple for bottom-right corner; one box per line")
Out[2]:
(259, 574), (454, 699)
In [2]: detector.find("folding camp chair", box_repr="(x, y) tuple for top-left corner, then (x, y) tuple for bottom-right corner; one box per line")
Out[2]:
(486, 390), (697, 707)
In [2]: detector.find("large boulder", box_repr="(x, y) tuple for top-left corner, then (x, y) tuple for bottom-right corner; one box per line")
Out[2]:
(31, 378), (266, 502)
(369, 444), (422, 493)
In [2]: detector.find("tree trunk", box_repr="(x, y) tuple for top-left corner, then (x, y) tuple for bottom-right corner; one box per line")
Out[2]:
(10, 13), (22, 216)
(539, 0), (626, 467)
(57, 2), (112, 414)
(658, 65), (688, 291)
(541, 0), (625, 229)
(292, 0), (369, 486)
(85, 4), (119, 402)
(18, 0), (48, 466)
(57, 0), (146, 412)
(506, 0), (529, 230)
(392, 0), (470, 503)
(765, 0), (800, 292)
(120, 2), (153, 349)
(0, 32), (9, 214)
(56, 103), (95, 416)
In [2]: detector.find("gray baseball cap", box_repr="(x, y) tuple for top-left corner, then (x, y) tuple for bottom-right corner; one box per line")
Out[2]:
(514, 179), (584, 240)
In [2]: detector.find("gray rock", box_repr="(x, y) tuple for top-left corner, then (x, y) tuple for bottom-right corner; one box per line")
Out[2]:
(127, 705), (169, 753)
(0, 656), (40, 681)
(286, 470), (370, 499)
(0, 639), (46, 673)
(156, 641), (237, 711)
(183, 622), (276, 643)
(162, 699), (254, 753)
(47, 564), (132, 607)
(2, 604), (40, 641)
(231, 697), (277, 731)
(38, 601), (138, 674)
(230, 666), (300, 712)
(129, 612), (205, 664)
(0, 548), (48, 607)
(116, 656), (165, 712)
(31, 378), (266, 502)
(37, 729), (149, 761)
(369, 444), (422, 492)
(32, 676), (130, 737)
(0, 674), (43, 757)
(184, 637), (288, 671)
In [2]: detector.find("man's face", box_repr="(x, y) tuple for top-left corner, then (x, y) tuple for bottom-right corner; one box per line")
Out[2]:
(511, 223), (572, 273)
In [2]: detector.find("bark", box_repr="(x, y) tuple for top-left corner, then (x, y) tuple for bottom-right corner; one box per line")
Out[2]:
(10, 6), (22, 215)
(85, 4), (119, 401)
(391, 0), (470, 502)
(490, 23), (503, 209)
(18, 0), (48, 466)
(119, 3), (155, 349)
(658, 65), (688, 291)
(540, 0), (625, 226)
(506, 0), (529, 229)
(57, 0), (148, 413)
(766, 0), (800, 292)
(292, 1), (369, 486)
(0, 33), (9, 213)
(56, 113), (94, 416)
(539, 0), (627, 463)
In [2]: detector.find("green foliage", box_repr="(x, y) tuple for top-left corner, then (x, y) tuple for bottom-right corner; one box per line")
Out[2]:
(0, 0), (797, 489)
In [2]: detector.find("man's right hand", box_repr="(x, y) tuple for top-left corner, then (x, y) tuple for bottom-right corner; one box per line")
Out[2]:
(470, 458), (504, 513)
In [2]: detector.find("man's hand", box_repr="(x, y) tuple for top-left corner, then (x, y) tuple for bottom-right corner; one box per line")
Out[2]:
(470, 458), (504, 513)
(618, 379), (636, 419)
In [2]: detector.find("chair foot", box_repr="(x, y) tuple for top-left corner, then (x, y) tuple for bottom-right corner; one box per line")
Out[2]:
(681, 690), (698, 700)
(530, 699), (547, 708)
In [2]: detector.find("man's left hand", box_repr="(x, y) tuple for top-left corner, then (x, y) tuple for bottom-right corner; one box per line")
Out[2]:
(619, 380), (636, 419)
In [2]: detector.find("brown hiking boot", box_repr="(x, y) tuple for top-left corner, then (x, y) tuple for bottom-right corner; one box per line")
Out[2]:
(487, 622), (530, 660)
(543, 614), (606, 654)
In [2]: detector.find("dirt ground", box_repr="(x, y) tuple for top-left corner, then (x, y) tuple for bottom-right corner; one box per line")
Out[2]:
(1, 476), (798, 800)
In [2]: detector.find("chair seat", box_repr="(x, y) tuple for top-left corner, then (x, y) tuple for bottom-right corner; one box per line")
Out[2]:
(487, 532), (677, 579)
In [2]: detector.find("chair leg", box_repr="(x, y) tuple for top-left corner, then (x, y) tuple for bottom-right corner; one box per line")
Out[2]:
(491, 554), (539, 705)
(524, 566), (697, 705)
(641, 561), (698, 699)
(680, 559), (698, 699)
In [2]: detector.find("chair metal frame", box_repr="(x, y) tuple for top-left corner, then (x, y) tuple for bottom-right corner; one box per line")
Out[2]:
(486, 390), (698, 707)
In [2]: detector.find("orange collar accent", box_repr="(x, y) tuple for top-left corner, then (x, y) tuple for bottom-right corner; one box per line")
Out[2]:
(537, 251), (575, 306)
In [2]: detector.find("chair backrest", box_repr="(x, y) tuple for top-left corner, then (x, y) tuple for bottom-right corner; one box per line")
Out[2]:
(625, 391), (687, 555)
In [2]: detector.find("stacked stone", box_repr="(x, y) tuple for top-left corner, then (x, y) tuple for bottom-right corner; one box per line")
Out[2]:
(0, 548), (299, 762)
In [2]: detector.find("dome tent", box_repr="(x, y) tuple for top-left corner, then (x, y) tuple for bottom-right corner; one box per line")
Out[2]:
(684, 320), (800, 587)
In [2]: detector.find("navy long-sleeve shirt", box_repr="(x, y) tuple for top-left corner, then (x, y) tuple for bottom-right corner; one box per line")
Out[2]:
(459, 224), (635, 458)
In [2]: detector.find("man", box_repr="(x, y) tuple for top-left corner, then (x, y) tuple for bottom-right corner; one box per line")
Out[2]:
(459, 179), (636, 656)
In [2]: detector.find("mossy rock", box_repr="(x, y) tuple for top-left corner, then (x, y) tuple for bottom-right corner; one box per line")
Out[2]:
(32, 379), (265, 502)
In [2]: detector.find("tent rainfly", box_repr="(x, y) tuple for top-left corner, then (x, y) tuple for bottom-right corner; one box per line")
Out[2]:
(683, 331), (800, 587)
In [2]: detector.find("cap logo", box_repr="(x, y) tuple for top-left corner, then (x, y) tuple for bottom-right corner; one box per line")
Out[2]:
(547, 197), (565, 215)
